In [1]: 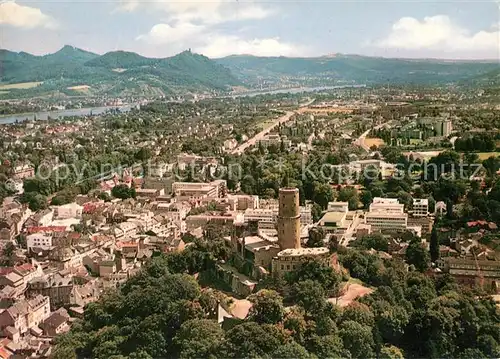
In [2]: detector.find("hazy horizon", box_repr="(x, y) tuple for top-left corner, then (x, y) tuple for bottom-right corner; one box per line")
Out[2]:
(2, 44), (499, 62)
(0, 0), (499, 60)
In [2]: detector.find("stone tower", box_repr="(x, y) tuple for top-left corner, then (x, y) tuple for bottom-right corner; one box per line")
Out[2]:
(277, 187), (301, 250)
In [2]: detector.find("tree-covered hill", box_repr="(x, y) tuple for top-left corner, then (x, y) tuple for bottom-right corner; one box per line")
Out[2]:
(0, 47), (240, 97)
(216, 54), (499, 86)
(1, 46), (498, 98)
(0, 46), (103, 83)
(85, 50), (154, 69)
(469, 67), (500, 87)
(51, 235), (500, 359)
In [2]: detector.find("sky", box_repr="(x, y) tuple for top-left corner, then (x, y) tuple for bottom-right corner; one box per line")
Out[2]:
(0, 0), (499, 59)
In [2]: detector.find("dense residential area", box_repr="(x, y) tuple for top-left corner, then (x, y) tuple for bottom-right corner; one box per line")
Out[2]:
(0, 81), (498, 358)
(1, 0), (500, 354)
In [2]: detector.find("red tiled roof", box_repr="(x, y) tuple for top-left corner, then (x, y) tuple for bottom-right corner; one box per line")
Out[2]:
(83, 203), (98, 213)
(68, 232), (81, 240)
(0, 347), (10, 359)
(14, 263), (33, 274)
(467, 220), (488, 227)
(16, 263), (32, 270)
(0, 268), (14, 276)
(27, 226), (66, 234)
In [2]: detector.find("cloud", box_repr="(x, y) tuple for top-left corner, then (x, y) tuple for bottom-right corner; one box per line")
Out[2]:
(374, 15), (500, 58)
(136, 22), (205, 45)
(114, 0), (273, 25)
(133, 0), (292, 58)
(113, 0), (139, 13)
(136, 21), (304, 58)
(0, 1), (58, 29)
(198, 35), (303, 58)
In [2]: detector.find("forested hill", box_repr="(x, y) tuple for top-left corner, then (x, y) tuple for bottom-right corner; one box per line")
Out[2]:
(1, 46), (498, 98)
(51, 238), (500, 359)
(216, 54), (499, 86)
(0, 47), (240, 98)
(470, 68), (500, 86)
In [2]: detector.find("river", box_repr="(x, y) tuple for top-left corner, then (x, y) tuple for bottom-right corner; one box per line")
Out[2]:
(0, 105), (134, 125)
(0, 84), (365, 125)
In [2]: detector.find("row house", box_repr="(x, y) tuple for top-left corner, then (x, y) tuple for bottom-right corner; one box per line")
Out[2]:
(69, 282), (101, 308)
(145, 236), (185, 253)
(25, 228), (74, 253)
(39, 308), (70, 337)
(0, 295), (50, 335)
(48, 243), (97, 270)
(0, 210), (31, 242)
(155, 202), (191, 222)
(111, 222), (139, 240)
(82, 249), (117, 278)
(135, 188), (165, 199)
(185, 214), (236, 232)
(0, 198), (23, 220)
(0, 263), (44, 298)
(0, 217), (18, 242)
(52, 203), (83, 220)
(27, 272), (73, 310)
(23, 209), (53, 229)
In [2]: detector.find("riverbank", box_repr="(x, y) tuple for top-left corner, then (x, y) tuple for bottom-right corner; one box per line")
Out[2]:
(0, 104), (133, 125)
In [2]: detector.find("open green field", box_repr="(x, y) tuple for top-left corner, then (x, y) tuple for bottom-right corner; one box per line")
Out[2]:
(364, 137), (385, 148)
(477, 152), (500, 160)
(0, 81), (42, 90)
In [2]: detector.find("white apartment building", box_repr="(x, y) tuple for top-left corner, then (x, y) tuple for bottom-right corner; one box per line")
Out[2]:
(244, 205), (311, 229)
(365, 212), (408, 230)
(171, 180), (226, 198)
(227, 195), (259, 211)
(244, 208), (277, 230)
(412, 198), (429, 217)
(365, 197), (408, 230)
(435, 119), (452, 137)
(113, 222), (139, 239)
(369, 197), (404, 213)
(27, 232), (53, 251)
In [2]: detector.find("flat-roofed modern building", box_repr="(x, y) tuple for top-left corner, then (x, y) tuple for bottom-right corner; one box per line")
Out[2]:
(327, 201), (349, 213)
(369, 197), (404, 213)
(365, 197), (408, 231)
(365, 212), (408, 230)
(318, 211), (347, 231)
(412, 198), (429, 217)
(171, 180), (226, 198)
(244, 208), (277, 230)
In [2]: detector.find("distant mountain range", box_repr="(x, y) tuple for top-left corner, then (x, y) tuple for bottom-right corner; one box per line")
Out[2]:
(0, 45), (498, 98)
(0, 46), (240, 98)
(216, 54), (499, 86)
(468, 67), (500, 86)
